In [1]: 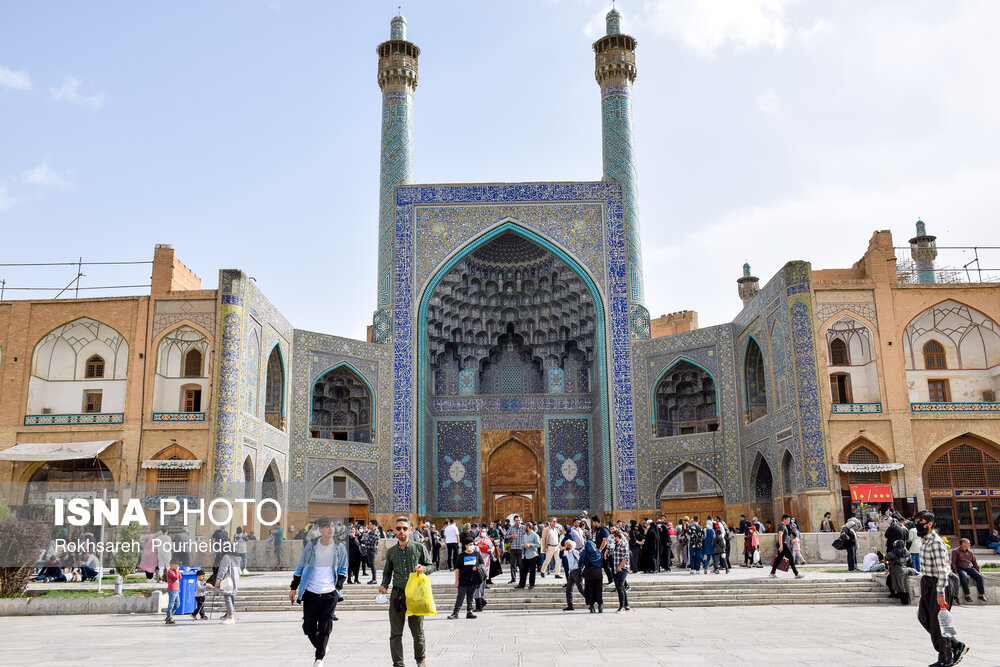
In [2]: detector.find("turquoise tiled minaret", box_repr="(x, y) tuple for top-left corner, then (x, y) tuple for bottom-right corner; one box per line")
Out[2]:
(594, 7), (649, 339)
(373, 13), (419, 344)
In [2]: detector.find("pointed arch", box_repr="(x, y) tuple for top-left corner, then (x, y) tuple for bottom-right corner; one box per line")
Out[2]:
(242, 456), (255, 498)
(309, 466), (375, 506)
(780, 449), (795, 496)
(903, 298), (1000, 370)
(31, 316), (129, 381)
(655, 461), (723, 499)
(310, 361), (374, 443)
(416, 221), (609, 514)
(264, 343), (286, 430)
(743, 335), (768, 421)
(650, 357), (719, 437)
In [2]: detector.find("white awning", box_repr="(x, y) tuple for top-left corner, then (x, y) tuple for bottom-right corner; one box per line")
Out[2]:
(0, 440), (117, 462)
(835, 462), (904, 472)
(141, 459), (203, 469)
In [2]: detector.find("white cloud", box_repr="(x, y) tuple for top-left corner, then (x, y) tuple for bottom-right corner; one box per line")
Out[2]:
(796, 18), (832, 48)
(642, 0), (794, 57)
(49, 77), (105, 109)
(0, 65), (32, 90)
(22, 161), (72, 189)
(643, 170), (1000, 326)
(756, 87), (779, 114)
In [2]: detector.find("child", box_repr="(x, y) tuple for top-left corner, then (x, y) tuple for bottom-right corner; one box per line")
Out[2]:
(164, 561), (181, 624)
(190, 569), (208, 620)
(447, 536), (483, 619)
(792, 535), (806, 565)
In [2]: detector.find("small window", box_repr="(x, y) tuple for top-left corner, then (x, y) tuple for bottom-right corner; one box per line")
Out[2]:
(84, 391), (102, 413)
(682, 470), (698, 493)
(85, 355), (105, 378)
(183, 388), (202, 412)
(184, 349), (202, 378)
(829, 339), (849, 366)
(333, 476), (347, 499)
(333, 431), (347, 441)
(680, 426), (695, 435)
(923, 341), (946, 369)
(830, 373), (853, 404)
(156, 457), (190, 496)
(928, 380), (950, 403)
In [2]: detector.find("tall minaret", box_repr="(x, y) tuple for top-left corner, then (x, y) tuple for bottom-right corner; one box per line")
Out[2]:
(594, 7), (649, 339)
(738, 262), (760, 306)
(372, 13), (419, 344)
(909, 219), (938, 284)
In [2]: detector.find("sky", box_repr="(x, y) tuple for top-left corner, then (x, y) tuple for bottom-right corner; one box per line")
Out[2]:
(2, 0), (999, 338)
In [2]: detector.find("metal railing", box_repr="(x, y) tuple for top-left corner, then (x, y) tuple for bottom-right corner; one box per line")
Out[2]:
(895, 246), (1000, 285)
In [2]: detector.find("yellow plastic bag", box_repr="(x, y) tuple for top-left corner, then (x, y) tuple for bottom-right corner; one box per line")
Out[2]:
(404, 572), (437, 617)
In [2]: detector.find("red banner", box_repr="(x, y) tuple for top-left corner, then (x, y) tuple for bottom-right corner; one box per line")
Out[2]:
(850, 484), (894, 503)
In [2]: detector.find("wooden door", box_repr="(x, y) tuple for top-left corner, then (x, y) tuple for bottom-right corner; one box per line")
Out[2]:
(659, 496), (725, 525)
(494, 494), (535, 523)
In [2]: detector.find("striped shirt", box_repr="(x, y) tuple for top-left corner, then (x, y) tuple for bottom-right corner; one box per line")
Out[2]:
(919, 531), (950, 595)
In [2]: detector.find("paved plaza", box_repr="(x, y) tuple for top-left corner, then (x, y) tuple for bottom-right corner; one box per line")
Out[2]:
(2, 603), (998, 666)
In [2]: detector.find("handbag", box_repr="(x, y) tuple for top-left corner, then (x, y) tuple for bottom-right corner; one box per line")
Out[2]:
(476, 560), (488, 585)
(489, 557), (502, 579)
(831, 536), (847, 550)
(776, 556), (790, 572)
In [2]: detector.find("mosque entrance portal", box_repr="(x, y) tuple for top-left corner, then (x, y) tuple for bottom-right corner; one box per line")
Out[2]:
(486, 438), (542, 522)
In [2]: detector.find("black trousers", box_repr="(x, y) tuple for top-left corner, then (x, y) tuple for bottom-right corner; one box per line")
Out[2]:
(508, 548), (523, 582)
(366, 552), (377, 580)
(846, 545), (857, 571)
(565, 569), (584, 608)
(583, 564), (603, 607)
(453, 584), (476, 613)
(602, 553), (614, 584)
(518, 556), (538, 587)
(614, 570), (629, 609)
(191, 595), (205, 617)
(432, 543), (441, 569)
(446, 543), (459, 570)
(348, 556), (361, 582)
(770, 545), (798, 575)
(301, 590), (338, 661)
(917, 576), (956, 665)
(629, 545), (640, 573)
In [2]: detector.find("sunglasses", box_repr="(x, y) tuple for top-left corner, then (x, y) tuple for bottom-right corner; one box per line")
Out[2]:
(395, 526), (410, 531)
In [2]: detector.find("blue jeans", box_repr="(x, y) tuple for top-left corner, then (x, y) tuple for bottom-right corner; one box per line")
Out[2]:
(240, 552), (247, 570)
(704, 553), (719, 571)
(689, 546), (702, 573)
(987, 542), (1000, 555)
(166, 590), (179, 619)
(911, 553), (920, 571)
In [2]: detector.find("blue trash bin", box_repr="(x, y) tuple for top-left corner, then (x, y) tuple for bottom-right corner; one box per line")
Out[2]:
(177, 567), (198, 615)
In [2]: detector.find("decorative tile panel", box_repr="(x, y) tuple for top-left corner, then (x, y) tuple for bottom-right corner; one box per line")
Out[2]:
(435, 419), (479, 514)
(546, 417), (590, 513)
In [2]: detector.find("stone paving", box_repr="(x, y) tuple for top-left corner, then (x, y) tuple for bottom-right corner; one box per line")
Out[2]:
(2, 603), (999, 666)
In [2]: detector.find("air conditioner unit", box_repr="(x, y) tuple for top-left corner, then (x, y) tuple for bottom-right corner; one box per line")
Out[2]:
(984, 390), (997, 402)
(41, 408), (52, 415)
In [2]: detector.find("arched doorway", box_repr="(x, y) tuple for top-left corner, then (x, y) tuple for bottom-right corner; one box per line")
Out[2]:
(308, 469), (373, 525)
(657, 464), (724, 524)
(750, 455), (775, 527)
(923, 435), (1000, 546)
(261, 462), (282, 525)
(22, 458), (114, 522)
(486, 438), (541, 522)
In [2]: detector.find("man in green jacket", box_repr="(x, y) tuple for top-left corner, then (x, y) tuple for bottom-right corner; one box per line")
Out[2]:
(379, 516), (435, 667)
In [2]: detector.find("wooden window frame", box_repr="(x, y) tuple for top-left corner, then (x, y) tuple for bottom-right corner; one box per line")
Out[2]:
(85, 355), (105, 379)
(829, 338), (850, 366)
(923, 340), (947, 370)
(183, 349), (202, 378)
(84, 391), (103, 413)
(927, 379), (950, 403)
(830, 373), (853, 404)
(183, 387), (202, 412)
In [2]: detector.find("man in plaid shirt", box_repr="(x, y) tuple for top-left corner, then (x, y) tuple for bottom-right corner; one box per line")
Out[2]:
(608, 526), (631, 612)
(362, 521), (381, 585)
(915, 510), (969, 667)
(507, 516), (526, 584)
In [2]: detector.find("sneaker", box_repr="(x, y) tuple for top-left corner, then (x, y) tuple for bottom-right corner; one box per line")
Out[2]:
(624, 606), (632, 611)
(768, 573), (777, 578)
(554, 574), (562, 579)
(220, 617), (236, 625)
(616, 607), (625, 613)
(562, 606), (574, 612)
(366, 580), (376, 585)
(794, 574), (805, 579)
(242, 568), (249, 574)
(165, 618), (174, 624)
(466, 612), (477, 619)
(447, 612), (459, 619)
(313, 661), (323, 667)
(952, 641), (969, 664)
(199, 615), (208, 620)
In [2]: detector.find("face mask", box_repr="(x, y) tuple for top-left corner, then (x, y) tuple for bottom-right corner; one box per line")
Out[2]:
(915, 521), (929, 537)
